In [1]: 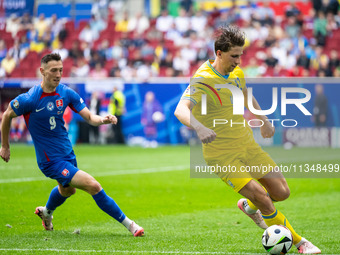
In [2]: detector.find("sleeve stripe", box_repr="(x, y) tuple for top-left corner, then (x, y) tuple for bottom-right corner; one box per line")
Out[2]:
(181, 96), (197, 105)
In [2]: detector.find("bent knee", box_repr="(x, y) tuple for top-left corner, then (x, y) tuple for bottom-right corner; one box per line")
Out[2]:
(271, 187), (290, 201)
(60, 187), (76, 197)
(88, 180), (102, 195)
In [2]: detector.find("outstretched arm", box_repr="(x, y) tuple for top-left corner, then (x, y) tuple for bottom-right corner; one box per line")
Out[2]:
(1, 104), (18, 162)
(174, 99), (216, 144)
(78, 107), (117, 126)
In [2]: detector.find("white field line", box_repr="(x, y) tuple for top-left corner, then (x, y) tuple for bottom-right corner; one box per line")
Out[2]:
(0, 248), (267, 254)
(1, 153), (339, 184)
(0, 165), (188, 184)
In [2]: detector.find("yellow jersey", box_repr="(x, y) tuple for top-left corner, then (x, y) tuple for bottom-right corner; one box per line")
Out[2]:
(181, 60), (256, 164)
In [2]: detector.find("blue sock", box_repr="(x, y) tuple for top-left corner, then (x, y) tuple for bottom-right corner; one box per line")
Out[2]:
(92, 189), (126, 223)
(46, 186), (68, 211)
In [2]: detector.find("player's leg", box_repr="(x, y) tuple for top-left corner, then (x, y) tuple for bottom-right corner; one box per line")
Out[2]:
(238, 178), (304, 245)
(258, 171), (321, 253)
(35, 159), (79, 230)
(70, 170), (144, 236)
(35, 184), (75, 231)
(246, 148), (321, 254)
(218, 159), (268, 229)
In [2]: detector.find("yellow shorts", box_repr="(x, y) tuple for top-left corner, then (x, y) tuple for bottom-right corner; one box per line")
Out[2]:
(207, 143), (277, 193)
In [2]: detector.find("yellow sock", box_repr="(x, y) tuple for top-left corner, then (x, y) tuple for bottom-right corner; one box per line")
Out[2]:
(246, 199), (258, 211)
(262, 209), (302, 245)
(246, 186), (269, 211)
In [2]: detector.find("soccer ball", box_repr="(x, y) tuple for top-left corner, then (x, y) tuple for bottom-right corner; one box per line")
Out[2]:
(262, 225), (293, 254)
(152, 111), (164, 123)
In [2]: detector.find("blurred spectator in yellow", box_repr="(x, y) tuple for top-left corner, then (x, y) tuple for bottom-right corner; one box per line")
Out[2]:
(1, 52), (16, 76)
(115, 11), (129, 32)
(34, 13), (48, 38)
(108, 87), (126, 144)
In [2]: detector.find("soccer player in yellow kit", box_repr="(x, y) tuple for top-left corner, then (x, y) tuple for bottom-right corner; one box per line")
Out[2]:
(175, 25), (321, 254)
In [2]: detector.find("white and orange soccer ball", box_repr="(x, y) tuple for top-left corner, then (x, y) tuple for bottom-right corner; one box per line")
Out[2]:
(262, 225), (293, 255)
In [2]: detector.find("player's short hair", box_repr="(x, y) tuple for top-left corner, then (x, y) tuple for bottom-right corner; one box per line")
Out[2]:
(214, 25), (245, 54)
(41, 53), (62, 65)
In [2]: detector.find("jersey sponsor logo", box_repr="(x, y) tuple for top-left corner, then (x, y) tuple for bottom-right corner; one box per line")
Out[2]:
(35, 107), (45, 112)
(61, 169), (69, 177)
(47, 102), (54, 111)
(56, 99), (63, 110)
(13, 100), (19, 109)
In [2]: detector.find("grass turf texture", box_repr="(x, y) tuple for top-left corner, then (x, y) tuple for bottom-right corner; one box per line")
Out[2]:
(0, 145), (339, 254)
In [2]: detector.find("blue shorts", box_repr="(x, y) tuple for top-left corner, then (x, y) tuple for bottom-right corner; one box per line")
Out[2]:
(39, 157), (79, 187)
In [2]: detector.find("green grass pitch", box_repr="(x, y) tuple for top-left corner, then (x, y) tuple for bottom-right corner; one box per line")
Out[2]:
(0, 145), (339, 254)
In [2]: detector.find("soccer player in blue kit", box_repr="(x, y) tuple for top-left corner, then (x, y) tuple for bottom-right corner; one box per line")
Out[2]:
(0, 53), (144, 237)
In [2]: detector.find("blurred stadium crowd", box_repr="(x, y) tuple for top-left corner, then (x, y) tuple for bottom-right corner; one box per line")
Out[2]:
(1, 0), (340, 79)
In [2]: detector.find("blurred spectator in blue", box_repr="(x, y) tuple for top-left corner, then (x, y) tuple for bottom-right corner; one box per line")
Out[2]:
(252, 1), (275, 26)
(181, 0), (193, 13)
(285, 2), (301, 18)
(20, 12), (33, 31)
(110, 39), (128, 60)
(89, 14), (106, 35)
(89, 51), (105, 69)
(91, 0), (109, 19)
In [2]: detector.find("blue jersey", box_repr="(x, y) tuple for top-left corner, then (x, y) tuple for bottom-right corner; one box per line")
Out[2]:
(10, 84), (86, 167)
